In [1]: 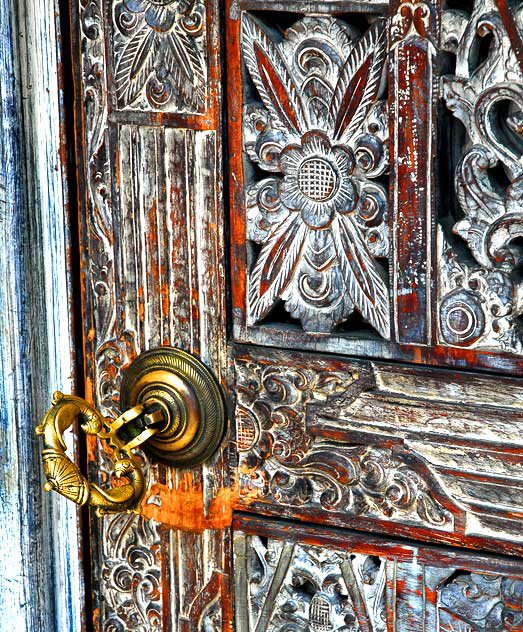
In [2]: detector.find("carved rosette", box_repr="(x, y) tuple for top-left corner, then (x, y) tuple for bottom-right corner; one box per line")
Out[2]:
(237, 534), (387, 632)
(242, 14), (391, 337)
(111, 0), (207, 112)
(235, 358), (453, 531)
(438, 570), (523, 630)
(439, 0), (523, 353)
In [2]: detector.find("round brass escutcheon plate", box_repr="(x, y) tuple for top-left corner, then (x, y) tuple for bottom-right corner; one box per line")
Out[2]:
(120, 347), (226, 467)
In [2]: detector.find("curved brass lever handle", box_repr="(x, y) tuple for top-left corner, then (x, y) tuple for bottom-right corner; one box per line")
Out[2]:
(36, 347), (226, 515)
(36, 392), (146, 516)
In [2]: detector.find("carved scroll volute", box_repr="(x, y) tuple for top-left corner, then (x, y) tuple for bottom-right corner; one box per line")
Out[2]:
(36, 392), (145, 516)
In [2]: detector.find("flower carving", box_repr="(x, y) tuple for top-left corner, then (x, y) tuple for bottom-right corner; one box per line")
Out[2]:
(242, 15), (391, 337)
(112, 0), (206, 111)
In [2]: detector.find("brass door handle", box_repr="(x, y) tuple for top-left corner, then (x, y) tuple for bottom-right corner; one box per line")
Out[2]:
(36, 347), (226, 515)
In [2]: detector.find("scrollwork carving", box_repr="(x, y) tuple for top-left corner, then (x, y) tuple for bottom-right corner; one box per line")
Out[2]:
(439, 0), (523, 353)
(242, 14), (390, 337)
(438, 570), (523, 631)
(235, 358), (453, 530)
(102, 514), (163, 632)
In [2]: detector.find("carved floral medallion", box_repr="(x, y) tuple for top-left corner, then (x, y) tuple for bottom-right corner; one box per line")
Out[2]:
(112, 0), (207, 112)
(242, 14), (390, 337)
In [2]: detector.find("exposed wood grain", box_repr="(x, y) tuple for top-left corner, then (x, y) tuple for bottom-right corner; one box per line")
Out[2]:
(390, 0), (437, 345)
(0, 0), (83, 630)
(234, 345), (523, 556)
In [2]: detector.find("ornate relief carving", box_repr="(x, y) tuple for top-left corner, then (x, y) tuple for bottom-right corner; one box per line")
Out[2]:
(102, 514), (163, 632)
(242, 14), (390, 337)
(111, 0), (207, 112)
(235, 358), (453, 530)
(390, 0), (433, 46)
(438, 570), (523, 631)
(237, 535), (386, 631)
(439, 0), (523, 353)
(80, 4), (163, 630)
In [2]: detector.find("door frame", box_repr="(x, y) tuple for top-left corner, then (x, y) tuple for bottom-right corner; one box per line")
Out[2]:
(0, 0), (83, 629)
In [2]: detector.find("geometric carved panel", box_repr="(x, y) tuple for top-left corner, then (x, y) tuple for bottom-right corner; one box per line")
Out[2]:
(438, 0), (523, 354)
(235, 346), (523, 556)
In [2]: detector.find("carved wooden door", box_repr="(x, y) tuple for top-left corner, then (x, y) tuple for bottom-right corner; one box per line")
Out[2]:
(69, 0), (523, 630)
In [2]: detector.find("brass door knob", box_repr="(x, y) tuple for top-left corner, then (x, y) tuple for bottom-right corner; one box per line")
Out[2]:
(36, 347), (226, 515)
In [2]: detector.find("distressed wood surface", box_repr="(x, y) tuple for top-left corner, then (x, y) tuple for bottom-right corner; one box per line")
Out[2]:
(227, 0), (523, 374)
(235, 345), (523, 556)
(235, 514), (523, 632)
(0, 0), (83, 630)
(71, 0), (232, 629)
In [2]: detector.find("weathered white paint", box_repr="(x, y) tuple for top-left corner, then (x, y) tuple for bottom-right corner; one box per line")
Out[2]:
(0, 0), (84, 630)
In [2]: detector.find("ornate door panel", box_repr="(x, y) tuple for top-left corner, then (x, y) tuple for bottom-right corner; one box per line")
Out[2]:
(62, 0), (523, 630)
(227, 0), (523, 373)
(71, 0), (231, 629)
(234, 515), (523, 632)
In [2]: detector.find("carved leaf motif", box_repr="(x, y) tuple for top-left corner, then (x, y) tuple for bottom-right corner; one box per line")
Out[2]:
(242, 14), (309, 137)
(242, 14), (390, 336)
(111, 0), (207, 112)
(115, 26), (158, 106)
(331, 19), (387, 143)
(333, 213), (390, 339)
(249, 213), (308, 323)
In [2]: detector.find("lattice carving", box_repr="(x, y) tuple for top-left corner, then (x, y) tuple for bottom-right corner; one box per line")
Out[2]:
(439, 0), (523, 353)
(111, 0), (207, 112)
(237, 535), (387, 631)
(242, 14), (390, 337)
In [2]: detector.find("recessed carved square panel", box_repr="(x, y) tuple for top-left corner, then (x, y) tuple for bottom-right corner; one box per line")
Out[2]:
(110, 0), (208, 113)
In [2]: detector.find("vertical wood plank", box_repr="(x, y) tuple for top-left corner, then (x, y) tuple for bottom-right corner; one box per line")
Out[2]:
(390, 0), (438, 346)
(0, 0), (83, 630)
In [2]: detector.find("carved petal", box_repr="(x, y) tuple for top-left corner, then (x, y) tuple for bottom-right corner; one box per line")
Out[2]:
(249, 213), (308, 324)
(115, 26), (158, 105)
(242, 14), (308, 137)
(330, 19), (387, 143)
(332, 213), (390, 338)
(165, 30), (197, 83)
